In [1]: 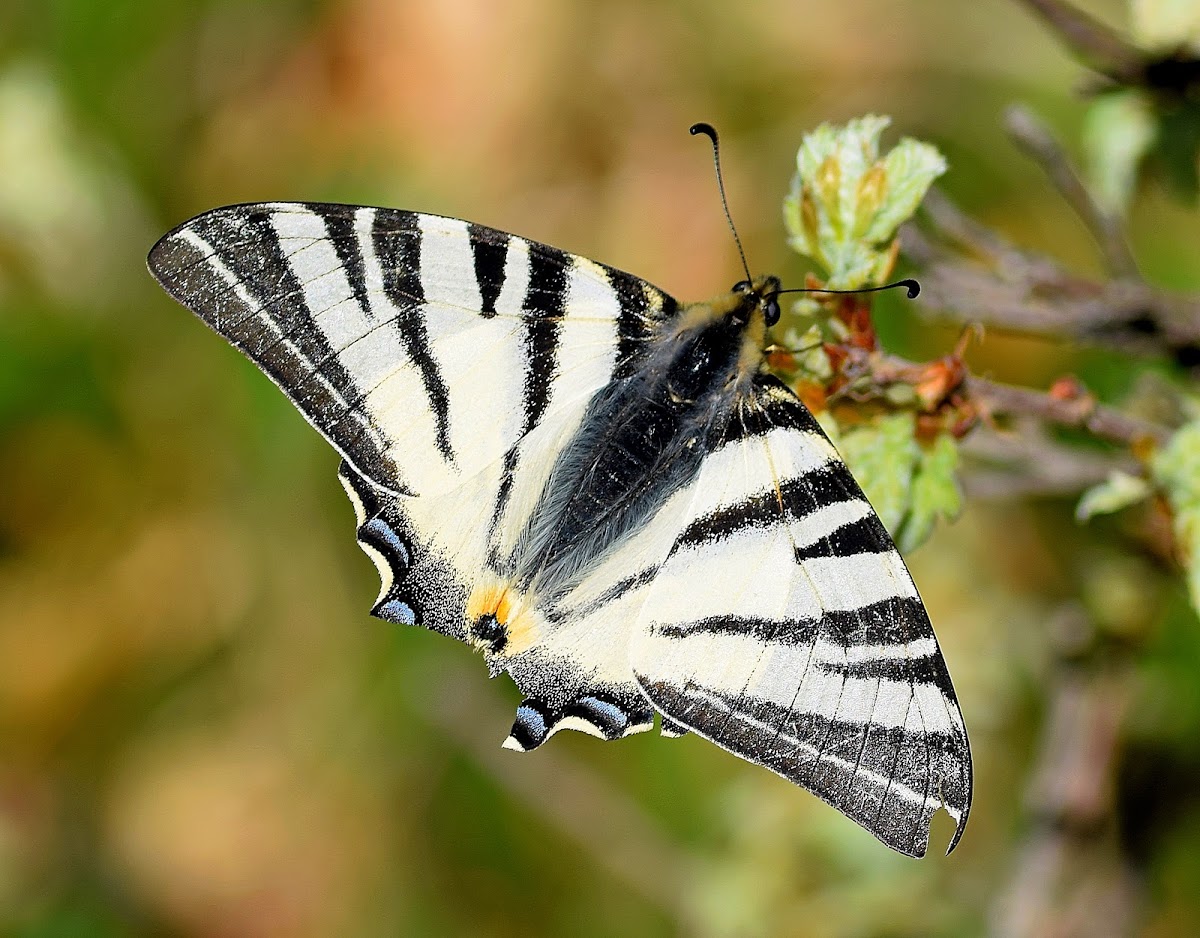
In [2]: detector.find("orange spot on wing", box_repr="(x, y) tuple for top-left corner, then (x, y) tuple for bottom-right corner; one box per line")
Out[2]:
(466, 584), (513, 624)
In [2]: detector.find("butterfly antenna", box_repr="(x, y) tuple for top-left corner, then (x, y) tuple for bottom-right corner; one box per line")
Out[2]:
(691, 122), (753, 284)
(772, 279), (922, 300)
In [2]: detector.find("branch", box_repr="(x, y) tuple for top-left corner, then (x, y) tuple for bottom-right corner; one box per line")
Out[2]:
(958, 422), (1138, 500)
(963, 373), (1170, 447)
(901, 194), (1200, 358)
(1010, 0), (1144, 82)
(867, 351), (1172, 448)
(1004, 105), (1138, 278)
(990, 603), (1140, 937)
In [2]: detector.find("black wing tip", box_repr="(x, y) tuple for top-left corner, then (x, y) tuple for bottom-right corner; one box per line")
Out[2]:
(146, 221), (191, 287)
(146, 203), (249, 288)
(145, 202), (336, 279)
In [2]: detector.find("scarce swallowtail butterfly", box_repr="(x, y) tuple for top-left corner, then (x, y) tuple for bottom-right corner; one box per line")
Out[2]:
(148, 161), (972, 858)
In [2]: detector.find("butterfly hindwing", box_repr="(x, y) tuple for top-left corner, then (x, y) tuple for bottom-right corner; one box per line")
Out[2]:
(630, 376), (971, 857)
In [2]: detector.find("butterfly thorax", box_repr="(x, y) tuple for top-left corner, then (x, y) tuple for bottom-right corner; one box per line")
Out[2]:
(469, 275), (782, 653)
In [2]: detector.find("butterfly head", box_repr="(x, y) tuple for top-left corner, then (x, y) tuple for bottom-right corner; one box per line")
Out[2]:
(730, 275), (783, 327)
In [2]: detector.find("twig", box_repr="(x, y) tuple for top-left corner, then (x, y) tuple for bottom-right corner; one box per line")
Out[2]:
(901, 200), (1200, 358)
(958, 423), (1136, 500)
(990, 604), (1140, 938)
(1004, 105), (1138, 278)
(1010, 0), (1144, 83)
(963, 373), (1169, 447)
(868, 351), (1172, 448)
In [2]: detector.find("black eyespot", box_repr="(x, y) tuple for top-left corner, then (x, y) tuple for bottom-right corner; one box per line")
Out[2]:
(732, 280), (752, 293)
(764, 297), (780, 327)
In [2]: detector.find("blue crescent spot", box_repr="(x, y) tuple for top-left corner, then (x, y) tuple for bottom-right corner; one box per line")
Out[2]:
(361, 517), (410, 565)
(375, 599), (416, 624)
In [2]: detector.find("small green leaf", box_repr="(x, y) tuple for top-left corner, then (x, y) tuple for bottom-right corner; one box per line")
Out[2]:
(827, 415), (963, 550)
(1083, 90), (1156, 215)
(783, 116), (946, 290)
(1152, 420), (1200, 612)
(863, 138), (947, 243)
(897, 433), (962, 553)
(1152, 420), (1200, 506)
(1075, 470), (1153, 522)
(837, 413), (920, 535)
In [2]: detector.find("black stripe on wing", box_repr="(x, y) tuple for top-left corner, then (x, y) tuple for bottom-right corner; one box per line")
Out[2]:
(372, 211), (455, 463)
(467, 223), (509, 318)
(322, 209), (371, 318)
(731, 374), (825, 438)
(482, 242), (568, 557)
(652, 598), (958, 696)
(791, 512), (892, 561)
(522, 248), (567, 433)
(609, 267), (677, 379)
(675, 462), (887, 554)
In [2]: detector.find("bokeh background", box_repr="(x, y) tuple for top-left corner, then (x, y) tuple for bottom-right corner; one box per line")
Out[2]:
(4, 1), (1200, 935)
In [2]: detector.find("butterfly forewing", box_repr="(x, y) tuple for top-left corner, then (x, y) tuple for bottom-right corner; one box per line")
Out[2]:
(148, 203), (670, 498)
(149, 200), (971, 857)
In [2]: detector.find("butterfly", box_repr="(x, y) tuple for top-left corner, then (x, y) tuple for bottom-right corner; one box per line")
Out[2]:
(148, 199), (972, 857)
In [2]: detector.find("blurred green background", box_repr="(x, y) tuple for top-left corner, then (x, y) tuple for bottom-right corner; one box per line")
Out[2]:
(3, 1), (1200, 935)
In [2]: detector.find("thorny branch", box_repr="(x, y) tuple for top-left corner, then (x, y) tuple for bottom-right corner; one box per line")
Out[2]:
(865, 350), (1170, 449)
(965, 371), (1167, 447)
(820, 341), (1166, 499)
